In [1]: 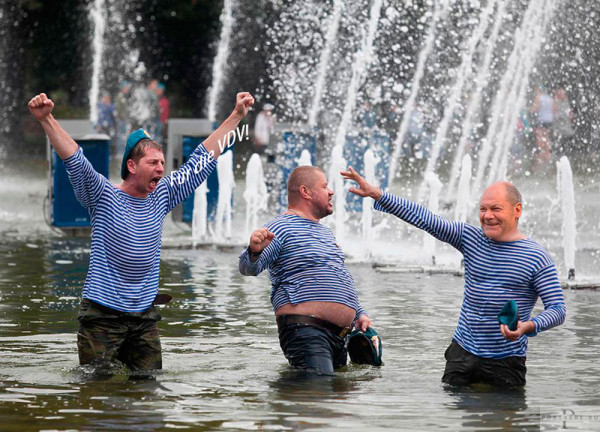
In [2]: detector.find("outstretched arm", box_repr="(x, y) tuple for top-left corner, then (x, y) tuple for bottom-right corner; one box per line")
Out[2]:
(28, 93), (78, 160)
(342, 166), (465, 250)
(203, 92), (254, 159)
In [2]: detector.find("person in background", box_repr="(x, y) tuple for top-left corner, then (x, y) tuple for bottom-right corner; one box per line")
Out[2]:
(253, 103), (274, 155)
(115, 80), (132, 157)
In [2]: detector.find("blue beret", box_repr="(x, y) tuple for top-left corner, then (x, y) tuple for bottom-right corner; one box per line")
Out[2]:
(121, 128), (152, 179)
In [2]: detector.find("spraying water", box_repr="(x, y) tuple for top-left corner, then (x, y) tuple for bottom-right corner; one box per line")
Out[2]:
(454, 154), (472, 223)
(297, 149), (312, 166)
(362, 148), (380, 244)
(423, 172), (443, 265)
(244, 154), (268, 237)
(446, 0), (508, 197)
(473, 0), (557, 194)
(388, 1), (449, 181)
(420, 0), (499, 198)
(557, 156), (577, 279)
(214, 151), (234, 240)
(308, 0), (343, 128)
(206, 0), (234, 123)
(328, 144), (348, 243)
(89, 0), (106, 124)
(333, 0), (382, 150)
(192, 182), (209, 245)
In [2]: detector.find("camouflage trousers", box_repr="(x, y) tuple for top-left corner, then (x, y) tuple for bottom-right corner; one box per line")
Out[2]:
(77, 299), (162, 371)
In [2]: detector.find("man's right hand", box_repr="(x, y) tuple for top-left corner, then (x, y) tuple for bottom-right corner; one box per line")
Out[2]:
(28, 93), (54, 122)
(249, 228), (274, 254)
(340, 166), (383, 200)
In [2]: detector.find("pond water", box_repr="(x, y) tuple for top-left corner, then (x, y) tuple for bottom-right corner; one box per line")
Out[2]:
(0, 163), (599, 431)
(1, 236), (599, 431)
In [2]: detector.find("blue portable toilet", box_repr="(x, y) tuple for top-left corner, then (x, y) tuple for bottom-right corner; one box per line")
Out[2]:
(344, 130), (390, 212)
(276, 131), (318, 211)
(47, 123), (110, 231)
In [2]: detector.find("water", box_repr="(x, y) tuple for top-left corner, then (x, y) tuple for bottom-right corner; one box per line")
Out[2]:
(214, 151), (235, 240)
(206, 0), (234, 123)
(557, 156), (577, 278)
(307, 0), (343, 129)
(243, 153), (268, 238)
(89, 0), (106, 124)
(1, 236), (599, 431)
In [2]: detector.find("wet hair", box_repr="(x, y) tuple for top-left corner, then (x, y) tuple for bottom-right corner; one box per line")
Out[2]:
(503, 182), (522, 205)
(129, 139), (163, 165)
(287, 166), (324, 203)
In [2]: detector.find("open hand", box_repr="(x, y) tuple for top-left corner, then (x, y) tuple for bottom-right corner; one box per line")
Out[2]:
(28, 93), (54, 122)
(249, 228), (274, 254)
(340, 166), (382, 200)
(234, 92), (255, 119)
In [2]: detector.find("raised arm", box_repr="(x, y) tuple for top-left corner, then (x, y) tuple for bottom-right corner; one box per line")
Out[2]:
(203, 92), (254, 159)
(341, 166), (464, 250)
(28, 93), (78, 160)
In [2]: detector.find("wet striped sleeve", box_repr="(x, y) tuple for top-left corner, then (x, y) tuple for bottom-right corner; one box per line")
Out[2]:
(529, 263), (566, 336)
(62, 147), (107, 208)
(374, 191), (464, 250)
(163, 143), (217, 212)
(239, 237), (283, 276)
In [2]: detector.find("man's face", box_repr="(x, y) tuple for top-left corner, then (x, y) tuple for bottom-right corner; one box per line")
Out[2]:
(479, 184), (521, 241)
(309, 171), (334, 219)
(131, 147), (165, 194)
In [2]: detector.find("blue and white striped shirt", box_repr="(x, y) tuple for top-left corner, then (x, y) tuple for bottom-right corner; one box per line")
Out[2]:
(63, 144), (216, 312)
(239, 214), (366, 319)
(375, 192), (566, 358)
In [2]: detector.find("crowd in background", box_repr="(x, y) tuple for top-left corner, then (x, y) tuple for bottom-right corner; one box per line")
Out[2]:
(95, 79), (170, 158)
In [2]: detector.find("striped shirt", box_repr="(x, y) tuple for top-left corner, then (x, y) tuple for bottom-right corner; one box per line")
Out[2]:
(239, 214), (366, 319)
(375, 192), (566, 358)
(63, 144), (216, 312)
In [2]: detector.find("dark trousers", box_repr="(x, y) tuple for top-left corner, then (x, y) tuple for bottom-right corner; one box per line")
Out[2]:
(442, 340), (526, 388)
(278, 323), (348, 375)
(77, 299), (162, 371)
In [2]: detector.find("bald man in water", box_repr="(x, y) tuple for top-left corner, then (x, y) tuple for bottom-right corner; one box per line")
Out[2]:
(239, 166), (372, 374)
(343, 169), (565, 387)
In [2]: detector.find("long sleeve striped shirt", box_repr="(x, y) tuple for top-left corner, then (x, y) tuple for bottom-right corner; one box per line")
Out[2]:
(239, 214), (366, 320)
(375, 192), (566, 358)
(63, 144), (216, 312)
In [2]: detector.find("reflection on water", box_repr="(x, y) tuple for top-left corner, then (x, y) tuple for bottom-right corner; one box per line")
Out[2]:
(1, 236), (599, 431)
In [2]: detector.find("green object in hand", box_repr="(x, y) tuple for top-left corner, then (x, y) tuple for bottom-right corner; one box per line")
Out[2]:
(498, 300), (519, 331)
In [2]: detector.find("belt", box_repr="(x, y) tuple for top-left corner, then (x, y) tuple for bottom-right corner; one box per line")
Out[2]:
(276, 314), (352, 338)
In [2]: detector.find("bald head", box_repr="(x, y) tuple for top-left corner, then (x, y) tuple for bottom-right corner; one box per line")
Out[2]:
(287, 166), (324, 204)
(484, 181), (522, 205)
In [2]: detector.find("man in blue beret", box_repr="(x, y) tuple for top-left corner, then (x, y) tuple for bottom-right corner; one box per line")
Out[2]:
(28, 91), (254, 371)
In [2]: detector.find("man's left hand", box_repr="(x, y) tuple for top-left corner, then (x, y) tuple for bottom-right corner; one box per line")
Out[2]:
(500, 320), (535, 341)
(233, 92), (255, 118)
(354, 314), (371, 332)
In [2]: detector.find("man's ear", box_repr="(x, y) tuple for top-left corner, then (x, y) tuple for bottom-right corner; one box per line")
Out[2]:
(298, 185), (312, 199)
(514, 202), (522, 219)
(127, 159), (137, 176)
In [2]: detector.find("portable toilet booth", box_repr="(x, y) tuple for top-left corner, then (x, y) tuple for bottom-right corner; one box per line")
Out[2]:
(46, 120), (110, 235)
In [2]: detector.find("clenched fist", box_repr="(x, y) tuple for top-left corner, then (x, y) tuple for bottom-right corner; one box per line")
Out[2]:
(28, 93), (55, 122)
(249, 228), (274, 254)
